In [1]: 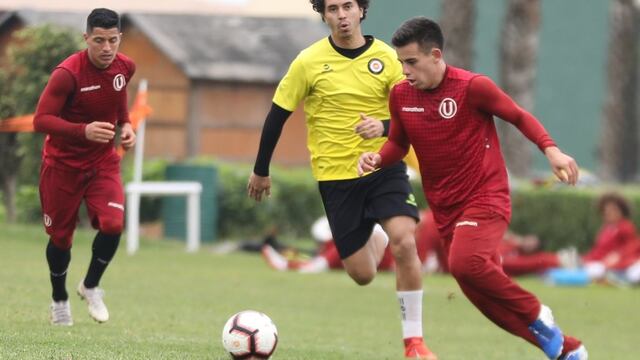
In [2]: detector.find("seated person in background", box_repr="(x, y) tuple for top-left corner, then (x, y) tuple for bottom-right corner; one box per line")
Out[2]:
(499, 232), (579, 277)
(583, 192), (638, 280)
(604, 237), (640, 286)
(263, 210), (442, 274)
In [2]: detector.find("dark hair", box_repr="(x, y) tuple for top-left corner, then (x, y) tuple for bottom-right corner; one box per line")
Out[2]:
(86, 8), (120, 33)
(309, 0), (369, 21)
(392, 16), (444, 53)
(597, 192), (632, 219)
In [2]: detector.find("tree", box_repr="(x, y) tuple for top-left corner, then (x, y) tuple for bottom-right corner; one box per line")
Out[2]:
(600, 0), (639, 182)
(0, 25), (82, 222)
(440, 0), (476, 70)
(497, 0), (541, 178)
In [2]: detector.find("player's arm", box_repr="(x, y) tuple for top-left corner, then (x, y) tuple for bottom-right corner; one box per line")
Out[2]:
(355, 114), (390, 139)
(247, 103), (292, 201)
(248, 55), (307, 201)
(34, 68), (86, 139)
(358, 90), (410, 175)
(34, 68), (115, 143)
(468, 76), (578, 185)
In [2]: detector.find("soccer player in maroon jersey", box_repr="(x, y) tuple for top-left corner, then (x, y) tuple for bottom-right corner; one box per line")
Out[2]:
(33, 8), (136, 326)
(358, 17), (587, 360)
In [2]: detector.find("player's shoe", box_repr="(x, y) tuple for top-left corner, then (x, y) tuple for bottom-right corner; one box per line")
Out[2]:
(403, 337), (438, 360)
(77, 282), (109, 323)
(261, 244), (288, 271)
(50, 300), (73, 326)
(559, 345), (588, 360)
(528, 305), (563, 359)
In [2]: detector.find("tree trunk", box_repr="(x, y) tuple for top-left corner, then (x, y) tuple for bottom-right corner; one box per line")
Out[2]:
(0, 133), (20, 222)
(440, 0), (476, 69)
(497, 0), (541, 178)
(600, 0), (639, 182)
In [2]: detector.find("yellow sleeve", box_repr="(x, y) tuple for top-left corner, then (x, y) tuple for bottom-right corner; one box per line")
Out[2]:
(387, 58), (405, 91)
(404, 146), (420, 172)
(273, 55), (310, 112)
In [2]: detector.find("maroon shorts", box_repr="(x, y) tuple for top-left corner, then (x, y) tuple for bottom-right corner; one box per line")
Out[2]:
(39, 157), (124, 249)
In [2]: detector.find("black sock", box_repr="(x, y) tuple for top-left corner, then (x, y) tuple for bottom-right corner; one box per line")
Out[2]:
(46, 240), (71, 301)
(84, 232), (120, 288)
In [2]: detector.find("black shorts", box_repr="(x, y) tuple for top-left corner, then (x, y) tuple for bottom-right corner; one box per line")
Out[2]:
(318, 162), (419, 259)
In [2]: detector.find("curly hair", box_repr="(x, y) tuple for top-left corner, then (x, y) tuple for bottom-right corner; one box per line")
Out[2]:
(309, 0), (370, 21)
(597, 192), (632, 219)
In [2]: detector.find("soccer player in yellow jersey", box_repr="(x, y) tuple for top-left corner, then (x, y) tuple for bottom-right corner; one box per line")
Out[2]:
(247, 1), (436, 358)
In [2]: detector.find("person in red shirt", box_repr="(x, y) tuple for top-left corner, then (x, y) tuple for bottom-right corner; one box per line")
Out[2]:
(358, 17), (586, 360)
(262, 210), (442, 273)
(582, 192), (638, 280)
(33, 8), (136, 326)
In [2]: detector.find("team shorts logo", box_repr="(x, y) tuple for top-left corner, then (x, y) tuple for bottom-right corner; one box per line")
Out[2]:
(439, 98), (457, 119)
(368, 58), (384, 74)
(113, 74), (126, 91)
(43, 214), (52, 227)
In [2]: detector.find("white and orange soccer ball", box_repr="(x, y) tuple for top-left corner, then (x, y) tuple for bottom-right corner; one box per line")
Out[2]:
(221, 310), (278, 360)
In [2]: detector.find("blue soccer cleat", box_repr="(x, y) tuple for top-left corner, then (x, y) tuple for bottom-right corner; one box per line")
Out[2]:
(558, 345), (588, 360)
(528, 305), (564, 359)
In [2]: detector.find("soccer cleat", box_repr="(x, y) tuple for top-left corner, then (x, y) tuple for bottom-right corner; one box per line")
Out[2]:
(261, 244), (288, 271)
(77, 282), (109, 323)
(50, 300), (73, 326)
(559, 345), (588, 360)
(528, 305), (563, 359)
(403, 337), (438, 360)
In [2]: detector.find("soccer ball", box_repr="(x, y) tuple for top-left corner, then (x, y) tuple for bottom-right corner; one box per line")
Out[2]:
(221, 310), (278, 359)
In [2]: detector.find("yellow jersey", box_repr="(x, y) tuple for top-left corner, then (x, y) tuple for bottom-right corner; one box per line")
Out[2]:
(273, 36), (403, 181)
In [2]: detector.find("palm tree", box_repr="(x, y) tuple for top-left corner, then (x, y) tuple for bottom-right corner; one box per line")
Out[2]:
(497, 0), (541, 178)
(440, 0), (476, 70)
(600, 0), (639, 182)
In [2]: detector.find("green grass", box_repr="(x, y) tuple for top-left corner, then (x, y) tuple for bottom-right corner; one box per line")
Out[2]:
(0, 224), (637, 359)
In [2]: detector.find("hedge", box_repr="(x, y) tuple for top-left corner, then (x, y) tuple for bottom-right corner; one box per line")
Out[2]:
(11, 156), (640, 251)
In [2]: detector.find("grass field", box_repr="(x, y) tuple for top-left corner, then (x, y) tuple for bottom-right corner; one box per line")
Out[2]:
(0, 223), (638, 359)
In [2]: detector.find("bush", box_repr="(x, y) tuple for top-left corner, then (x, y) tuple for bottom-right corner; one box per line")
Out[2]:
(12, 154), (640, 250)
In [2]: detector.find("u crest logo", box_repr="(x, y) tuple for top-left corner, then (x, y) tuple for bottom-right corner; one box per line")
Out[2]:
(438, 98), (457, 119)
(113, 74), (126, 91)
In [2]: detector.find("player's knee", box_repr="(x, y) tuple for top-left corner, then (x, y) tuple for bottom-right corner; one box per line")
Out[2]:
(449, 253), (486, 281)
(347, 267), (376, 286)
(389, 235), (417, 262)
(99, 217), (123, 235)
(51, 234), (73, 250)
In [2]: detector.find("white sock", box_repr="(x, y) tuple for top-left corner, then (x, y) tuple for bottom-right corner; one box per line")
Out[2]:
(298, 257), (329, 273)
(626, 261), (640, 284)
(397, 290), (423, 339)
(373, 224), (389, 248)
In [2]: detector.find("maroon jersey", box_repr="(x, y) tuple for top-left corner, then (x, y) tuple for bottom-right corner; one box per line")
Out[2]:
(380, 66), (555, 236)
(34, 50), (136, 169)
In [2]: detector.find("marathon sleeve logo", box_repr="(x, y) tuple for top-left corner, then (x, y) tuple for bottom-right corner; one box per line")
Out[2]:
(368, 58), (384, 74)
(113, 74), (126, 91)
(438, 98), (457, 119)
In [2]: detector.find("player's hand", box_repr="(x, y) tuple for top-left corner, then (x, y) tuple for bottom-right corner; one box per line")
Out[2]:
(85, 121), (115, 143)
(355, 113), (384, 139)
(357, 152), (381, 176)
(544, 146), (579, 185)
(120, 122), (136, 150)
(247, 172), (272, 202)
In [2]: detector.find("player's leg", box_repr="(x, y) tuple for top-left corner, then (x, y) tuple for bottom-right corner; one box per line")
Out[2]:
(39, 163), (84, 325)
(80, 162), (124, 323)
(448, 208), (584, 359)
(370, 163), (435, 359)
(318, 179), (382, 285)
(339, 222), (383, 285)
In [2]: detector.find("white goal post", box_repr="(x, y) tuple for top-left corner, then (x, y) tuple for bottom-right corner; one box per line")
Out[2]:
(125, 79), (203, 254)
